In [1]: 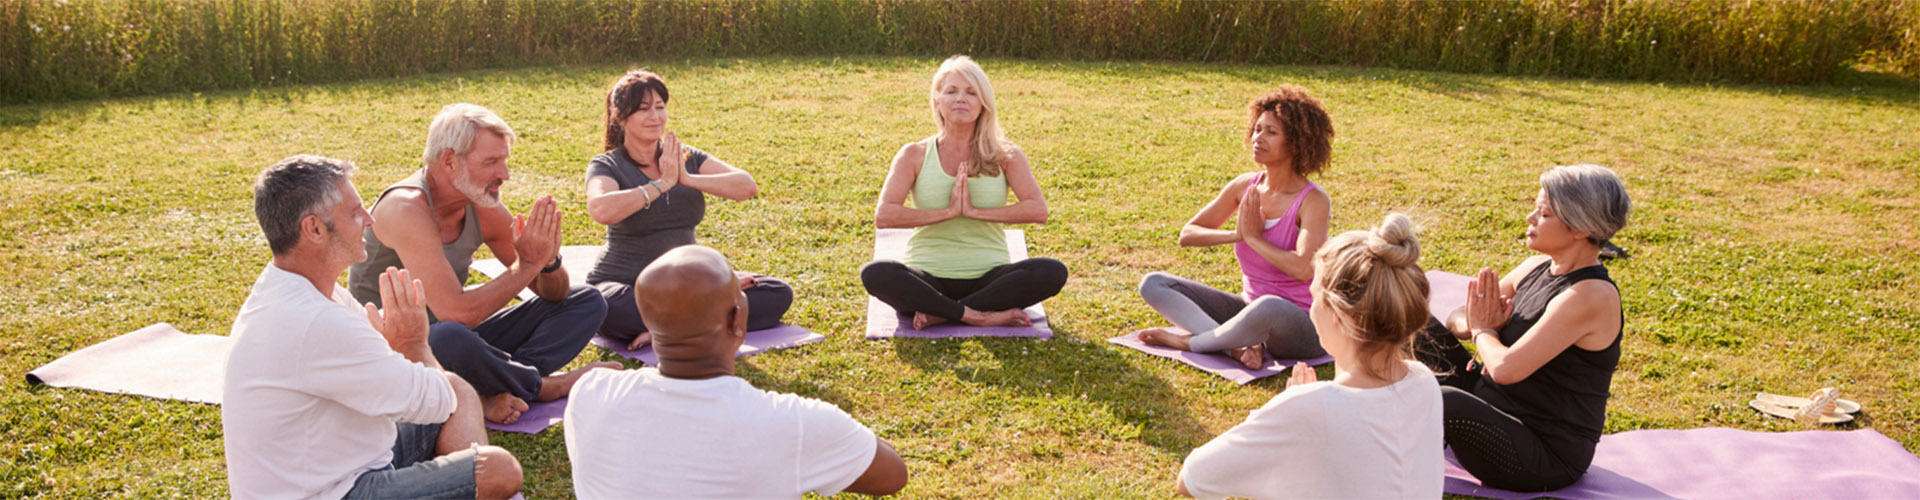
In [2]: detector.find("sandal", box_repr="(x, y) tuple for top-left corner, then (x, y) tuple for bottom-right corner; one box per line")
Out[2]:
(1749, 387), (1856, 425)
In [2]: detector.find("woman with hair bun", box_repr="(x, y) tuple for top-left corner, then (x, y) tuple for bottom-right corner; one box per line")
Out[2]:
(1420, 164), (1630, 492)
(1176, 213), (1443, 499)
(1136, 85), (1335, 369)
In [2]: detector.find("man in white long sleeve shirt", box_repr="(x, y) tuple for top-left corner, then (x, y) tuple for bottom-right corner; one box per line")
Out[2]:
(224, 155), (523, 499)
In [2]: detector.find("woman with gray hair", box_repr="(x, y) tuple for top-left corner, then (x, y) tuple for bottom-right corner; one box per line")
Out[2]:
(1419, 164), (1630, 491)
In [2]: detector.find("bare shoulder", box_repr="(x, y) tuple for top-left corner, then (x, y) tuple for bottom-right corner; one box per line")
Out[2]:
(893, 141), (927, 170)
(1565, 278), (1622, 306)
(370, 187), (428, 221)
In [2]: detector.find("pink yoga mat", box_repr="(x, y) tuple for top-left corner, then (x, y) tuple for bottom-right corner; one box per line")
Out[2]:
(1444, 428), (1920, 499)
(864, 228), (1054, 339)
(26, 323), (231, 405)
(1105, 334), (1333, 384)
(589, 324), (825, 365)
(486, 397), (567, 435)
(1427, 269), (1471, 322)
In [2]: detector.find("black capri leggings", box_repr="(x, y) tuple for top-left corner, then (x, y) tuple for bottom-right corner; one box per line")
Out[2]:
(1418, 320), (1589, 492)
(860, 258), (1068, 322)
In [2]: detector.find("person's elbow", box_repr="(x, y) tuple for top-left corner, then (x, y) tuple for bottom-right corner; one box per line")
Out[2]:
(1482, 361), (1530, 385)
(585, 200), (622, 226)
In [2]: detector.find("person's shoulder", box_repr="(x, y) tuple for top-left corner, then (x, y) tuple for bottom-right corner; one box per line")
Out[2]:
(371, 185), (430, 219)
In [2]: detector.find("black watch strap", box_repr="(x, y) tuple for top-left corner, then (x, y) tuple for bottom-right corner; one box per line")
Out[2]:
(540, 255), (564, 274)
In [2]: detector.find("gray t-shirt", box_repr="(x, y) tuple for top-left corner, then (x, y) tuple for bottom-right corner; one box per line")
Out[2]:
(585, 145), (710, 285)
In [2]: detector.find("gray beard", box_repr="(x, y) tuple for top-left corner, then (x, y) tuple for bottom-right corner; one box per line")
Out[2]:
(451, 168), (503, 209)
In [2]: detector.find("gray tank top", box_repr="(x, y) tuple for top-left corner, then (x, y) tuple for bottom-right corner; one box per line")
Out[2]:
(347, 169), (484, 309)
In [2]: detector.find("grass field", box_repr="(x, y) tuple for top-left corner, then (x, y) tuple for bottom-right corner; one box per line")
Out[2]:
(3, 56), (1918, 498)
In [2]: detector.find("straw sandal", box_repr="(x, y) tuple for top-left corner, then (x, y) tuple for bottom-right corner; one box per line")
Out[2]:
(1755, 389), (1862, 415)
(1749, 387), (1856, 425)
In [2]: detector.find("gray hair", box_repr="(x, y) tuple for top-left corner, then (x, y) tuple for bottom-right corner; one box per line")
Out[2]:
(253, 155), (357, 255)
(1540, 164), (1631, 247)
(421, 103), (516, 168)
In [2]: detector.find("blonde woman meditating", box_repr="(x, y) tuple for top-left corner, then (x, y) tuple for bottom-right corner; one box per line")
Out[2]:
(860, 55), (1068, 329)
(1137, 86), (1335, 370)
(1177, 213), (1443, 499)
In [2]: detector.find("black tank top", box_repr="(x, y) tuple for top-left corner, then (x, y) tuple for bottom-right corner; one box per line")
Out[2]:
(1473, 260), (1621, 469)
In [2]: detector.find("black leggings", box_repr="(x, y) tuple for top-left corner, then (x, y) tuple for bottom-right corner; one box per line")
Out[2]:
(1418, 322), (1588, 492)
(859, 258), (1068, 322)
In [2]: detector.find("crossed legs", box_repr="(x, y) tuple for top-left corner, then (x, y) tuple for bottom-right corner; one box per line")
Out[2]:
(1135, 272), (1324, 369)
(860, 258), (1069, 329)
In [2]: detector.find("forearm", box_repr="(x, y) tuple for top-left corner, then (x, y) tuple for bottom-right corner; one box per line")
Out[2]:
(393, 341), (441, 370)
(1242, 237), (1313, 281)
(439, 264), (537, 326)
(587, 187), (654, 225)
(1178, 225), (1239, 247)
(963, 199), (1047, 224)
(530, 267), (570, 302)
(679, 170), (757, 200)
(875, 203), (955, 229)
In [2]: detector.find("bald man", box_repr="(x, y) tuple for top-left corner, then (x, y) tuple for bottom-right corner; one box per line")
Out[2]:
(563, 246), (908, 498)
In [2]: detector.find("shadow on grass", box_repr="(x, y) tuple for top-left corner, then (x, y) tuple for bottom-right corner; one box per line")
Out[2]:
(889, 326), (1210, 456)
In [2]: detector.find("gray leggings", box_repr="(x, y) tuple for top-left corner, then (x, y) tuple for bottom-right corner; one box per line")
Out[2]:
(1137, 272), (1324, 359)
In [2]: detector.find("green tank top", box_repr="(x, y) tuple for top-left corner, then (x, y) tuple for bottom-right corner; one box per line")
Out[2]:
(904, 137), (1010, 279)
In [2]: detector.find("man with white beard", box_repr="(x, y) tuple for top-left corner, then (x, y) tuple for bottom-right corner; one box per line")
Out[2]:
(349, 103), (616, 426)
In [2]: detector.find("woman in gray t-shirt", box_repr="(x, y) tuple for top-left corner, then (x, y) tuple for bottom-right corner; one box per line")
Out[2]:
(584, 69), (794, 349)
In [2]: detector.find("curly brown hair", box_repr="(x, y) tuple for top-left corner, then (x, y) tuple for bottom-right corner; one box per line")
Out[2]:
(1247, 85), (1334, 177)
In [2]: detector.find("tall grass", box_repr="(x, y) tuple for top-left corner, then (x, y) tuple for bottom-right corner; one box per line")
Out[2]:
(3, 0), (1916, 104)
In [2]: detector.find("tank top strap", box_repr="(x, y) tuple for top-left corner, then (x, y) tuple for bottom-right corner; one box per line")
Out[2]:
(1279, 181), (1319, 222)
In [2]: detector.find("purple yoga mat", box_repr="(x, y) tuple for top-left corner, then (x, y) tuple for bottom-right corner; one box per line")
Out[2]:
(26, 323), (231, 404)
(1444, 428), (1920, 499)
(864, 228), (1054, 339)
(1426, 270), (1471, 322)
(1105, 333), (1333, 384)
(485, 397), (567, 434)
(589, 324), (825, 365)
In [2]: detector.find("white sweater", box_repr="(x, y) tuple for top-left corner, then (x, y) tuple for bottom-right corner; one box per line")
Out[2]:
(222, 264), (455, 500)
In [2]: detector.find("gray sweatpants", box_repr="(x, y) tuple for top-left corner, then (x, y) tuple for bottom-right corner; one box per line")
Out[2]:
(1137, 272), (1325, 359)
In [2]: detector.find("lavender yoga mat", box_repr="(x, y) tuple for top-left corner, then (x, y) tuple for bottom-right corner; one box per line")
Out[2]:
(865, 228), (1053, 339)
(1444, 428), (1920, 499)
(589, 323), (825, 365)
(1105, 334), (1333, 385)
(469, 245), (606, 301)
(26, 323), (231, 405)
(486, 397), (568, 434)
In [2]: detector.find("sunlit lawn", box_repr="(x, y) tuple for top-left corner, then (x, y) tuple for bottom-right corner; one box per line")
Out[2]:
(3, 56), (1917, 498)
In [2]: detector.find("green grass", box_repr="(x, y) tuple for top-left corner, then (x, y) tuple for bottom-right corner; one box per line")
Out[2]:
(3, 56), (1918, 498)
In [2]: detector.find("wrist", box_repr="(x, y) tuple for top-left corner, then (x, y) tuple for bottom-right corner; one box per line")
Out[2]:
(1472, 328), (1499, 340)
(541, 255), (564, 274)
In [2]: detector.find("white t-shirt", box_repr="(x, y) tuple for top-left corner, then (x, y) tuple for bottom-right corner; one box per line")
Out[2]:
(1181, 361), (1443, 500)
(564, 368), (879, 499)
(222, 264), (455, 500)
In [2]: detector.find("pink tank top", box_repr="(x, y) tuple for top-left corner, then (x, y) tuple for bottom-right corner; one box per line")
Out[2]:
(1233, 173), (1317, 310)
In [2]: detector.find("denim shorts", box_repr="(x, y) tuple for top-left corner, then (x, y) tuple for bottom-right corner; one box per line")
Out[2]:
(343, 423), (477, 499)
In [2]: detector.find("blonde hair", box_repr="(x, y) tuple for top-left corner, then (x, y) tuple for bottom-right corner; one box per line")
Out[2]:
(1312, 213), (1430, 381)
(421, 103), (516, 168)
(928, 55), (1011, 177)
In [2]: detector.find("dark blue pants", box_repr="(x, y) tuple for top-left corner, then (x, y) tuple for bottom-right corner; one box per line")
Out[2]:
(592, 274), (794, 344)
(428, 285), (606, 401)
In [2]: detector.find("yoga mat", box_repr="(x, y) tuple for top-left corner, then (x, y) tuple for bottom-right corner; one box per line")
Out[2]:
(1105, 334), (1333, 385)
(1443, 428), (1920, 499)
(864, 228), (1053, 339)
(588, 323), (825, 365)
(1426, 270), (1471, 322)
(470, 245), (605, 300)
(486, 397), (567, 435)
(25, 323), (231, 405)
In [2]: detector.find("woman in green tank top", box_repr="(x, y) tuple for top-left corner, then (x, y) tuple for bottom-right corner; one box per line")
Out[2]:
(860, 55), (1069, 330)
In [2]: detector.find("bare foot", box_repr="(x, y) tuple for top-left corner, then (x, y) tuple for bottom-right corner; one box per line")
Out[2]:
(912, 311), (950, 330)
(1228, 344), (1266, 370)
(537, 361), (623, 401)
(1134, 327), (1193, 351)
(625, 331), (652, 351)
(961, 308), (1031, 327)
(482, 393), (528, 425)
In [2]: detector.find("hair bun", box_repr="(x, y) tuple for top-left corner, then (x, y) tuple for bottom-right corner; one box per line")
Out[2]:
(1365, 213), (1420, 268)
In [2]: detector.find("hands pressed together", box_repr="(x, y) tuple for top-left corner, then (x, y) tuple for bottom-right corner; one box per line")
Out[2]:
(1464, 267), (1514, 340)
(1236, 183), (1264, 242)
(512, 195), (564, 271)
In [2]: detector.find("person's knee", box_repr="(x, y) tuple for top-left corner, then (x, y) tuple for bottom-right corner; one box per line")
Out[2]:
(859, 260), (903, 289)
(1139, 272), (1176, 295)
(1030, 257), (1069, 283)
(566, 285), (608, 319)
(473, 446), (523, 498)
(428, 323), (484, 360)
(442, 371), (478, 401)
